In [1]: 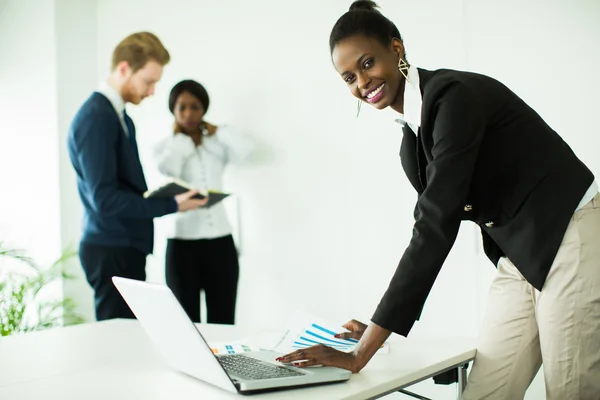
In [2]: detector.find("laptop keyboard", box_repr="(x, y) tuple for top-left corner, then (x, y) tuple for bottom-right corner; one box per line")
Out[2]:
(217, 354), (306, 381)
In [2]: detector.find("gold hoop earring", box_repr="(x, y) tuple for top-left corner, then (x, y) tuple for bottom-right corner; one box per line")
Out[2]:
(356, 99), (362, 118)
(398, 58), (410, 82)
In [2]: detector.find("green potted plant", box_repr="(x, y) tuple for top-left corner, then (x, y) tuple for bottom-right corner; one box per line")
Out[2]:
(0, 242), (85, 336)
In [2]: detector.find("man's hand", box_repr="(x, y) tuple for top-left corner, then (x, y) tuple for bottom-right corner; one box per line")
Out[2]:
(175, 190), (208, 212)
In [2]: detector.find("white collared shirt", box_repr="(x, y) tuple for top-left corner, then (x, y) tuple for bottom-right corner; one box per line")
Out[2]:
(393, 66), (598, 211)
(153, 126), (255, 239)
(394, 65), (422, 134)
(97, 82), (129, 136)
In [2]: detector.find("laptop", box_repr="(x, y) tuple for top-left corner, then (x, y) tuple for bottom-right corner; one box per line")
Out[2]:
(112, 277), (351, 394)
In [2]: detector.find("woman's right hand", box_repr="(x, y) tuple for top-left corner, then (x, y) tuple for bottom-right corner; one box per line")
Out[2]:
(334, 319), (368, 340)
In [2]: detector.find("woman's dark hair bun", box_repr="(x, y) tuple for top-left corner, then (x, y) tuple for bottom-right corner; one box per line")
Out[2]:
(330, 0), (401, 56)
(348, 0), (380, 13)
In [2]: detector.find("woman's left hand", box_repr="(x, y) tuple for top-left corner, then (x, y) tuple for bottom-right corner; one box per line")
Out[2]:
(276, 344), (363, 373)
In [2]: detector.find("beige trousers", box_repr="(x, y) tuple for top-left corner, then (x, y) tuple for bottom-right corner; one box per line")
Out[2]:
(463, 192), (600, 400)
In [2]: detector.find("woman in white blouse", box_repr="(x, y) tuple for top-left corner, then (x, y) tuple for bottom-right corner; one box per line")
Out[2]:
(153, 79), (254, 324)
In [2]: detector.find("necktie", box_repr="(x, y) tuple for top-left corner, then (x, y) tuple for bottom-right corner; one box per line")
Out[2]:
(122, 109), (137, 150)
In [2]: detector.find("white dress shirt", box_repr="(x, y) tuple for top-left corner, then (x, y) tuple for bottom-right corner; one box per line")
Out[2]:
(394, 65), (598, 212)
(153, 126), (255, 240)
(96, 82), (129, 135)
(393, 65), (422, 136)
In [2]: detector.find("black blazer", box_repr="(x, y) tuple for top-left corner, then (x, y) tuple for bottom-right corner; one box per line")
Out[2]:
(371, 68), (594, 336)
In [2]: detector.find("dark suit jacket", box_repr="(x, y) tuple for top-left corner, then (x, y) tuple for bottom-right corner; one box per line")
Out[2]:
(67, 92), (176, 255)
(371, 68), (594, 336)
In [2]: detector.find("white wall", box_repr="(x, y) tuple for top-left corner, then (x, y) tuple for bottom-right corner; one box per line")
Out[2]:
(55, 0), (98, 322)
(0, 0), (96, 327)
(0, 0), (61, 268)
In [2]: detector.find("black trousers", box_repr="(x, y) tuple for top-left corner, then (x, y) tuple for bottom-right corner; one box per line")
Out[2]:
(165, 235), (239, 324)
(79, 242), (146, 321)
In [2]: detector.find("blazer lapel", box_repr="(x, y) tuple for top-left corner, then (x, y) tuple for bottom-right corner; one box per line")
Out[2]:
(400, 125), (424, 194)
(96, 93), (148, 194)
(399, 68), (434, 194)
(415, 127), (428, 190)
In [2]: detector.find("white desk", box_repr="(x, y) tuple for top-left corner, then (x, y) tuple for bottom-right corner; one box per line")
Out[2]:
(0, 320), (475, 400)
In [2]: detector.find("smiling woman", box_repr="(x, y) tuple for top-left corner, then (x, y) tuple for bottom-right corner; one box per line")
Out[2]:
(279, 1), (600, 398)
(330, 0), (408, 114)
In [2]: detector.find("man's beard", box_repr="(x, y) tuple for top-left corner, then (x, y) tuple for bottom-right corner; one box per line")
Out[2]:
(122, 82), (142, 104)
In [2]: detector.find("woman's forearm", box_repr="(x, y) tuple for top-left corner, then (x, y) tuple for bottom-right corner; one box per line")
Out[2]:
(352, 322), (392, 372)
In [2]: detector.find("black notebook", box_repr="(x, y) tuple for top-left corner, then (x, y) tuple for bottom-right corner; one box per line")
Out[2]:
(143, 179), (230, 208)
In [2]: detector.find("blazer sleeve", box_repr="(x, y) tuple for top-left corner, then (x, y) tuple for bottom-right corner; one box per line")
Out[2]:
(74, 112), (177, 219)
(152, 133), (196, 178)
(371, 82), (486, 336)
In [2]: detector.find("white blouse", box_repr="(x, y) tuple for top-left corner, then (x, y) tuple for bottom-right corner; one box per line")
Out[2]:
(153, 125), (255, 240)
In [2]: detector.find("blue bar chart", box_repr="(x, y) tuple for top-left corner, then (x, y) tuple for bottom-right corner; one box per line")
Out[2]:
(292, 323), (358, 351)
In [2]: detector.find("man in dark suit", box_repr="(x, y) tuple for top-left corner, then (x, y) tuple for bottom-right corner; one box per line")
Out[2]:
(67, 32), (206, 321)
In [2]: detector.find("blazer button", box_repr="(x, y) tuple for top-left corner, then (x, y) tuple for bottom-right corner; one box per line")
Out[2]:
(485, 221), (495, 228)
(464, 204), (473, 212)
